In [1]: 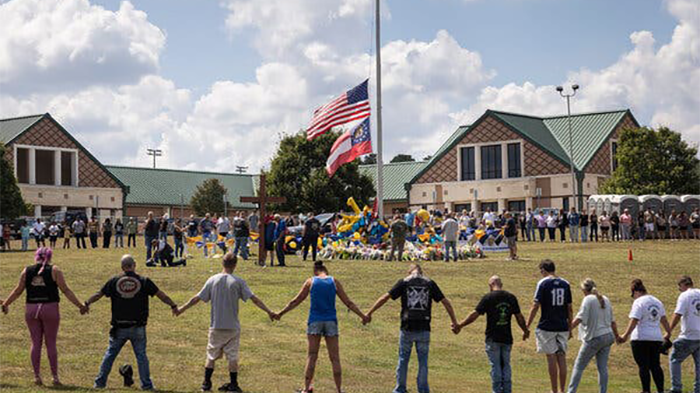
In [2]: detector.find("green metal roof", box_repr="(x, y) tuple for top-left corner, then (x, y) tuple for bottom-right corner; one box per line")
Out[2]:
(490, 111), (571, 164)
(360, 161), (427, 201)
(106, 166), (257, 208)
(543, 111), (627, 170)
(0, 114), (45, 144)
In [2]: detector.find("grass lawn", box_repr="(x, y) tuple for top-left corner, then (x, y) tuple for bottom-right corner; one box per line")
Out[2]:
(1, 239), (699, 392)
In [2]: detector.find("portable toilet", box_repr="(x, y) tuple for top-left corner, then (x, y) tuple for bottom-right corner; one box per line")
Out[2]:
(603, 196), (613, 214)
(681, 195), (700, 214)
(587, 195), (600, 213)
(662, 195), (683, 217)
(640, 195), (663, 214)
(618, 195), (640, 217)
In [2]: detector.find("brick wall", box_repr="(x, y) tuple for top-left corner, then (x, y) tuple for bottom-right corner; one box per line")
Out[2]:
(6, 117), (121, 189)
(584, 114), (637, 175)
(415, 115), (568, 184)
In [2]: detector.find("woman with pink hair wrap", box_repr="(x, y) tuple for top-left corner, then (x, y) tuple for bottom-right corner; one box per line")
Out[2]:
(2, 247), (87, 386)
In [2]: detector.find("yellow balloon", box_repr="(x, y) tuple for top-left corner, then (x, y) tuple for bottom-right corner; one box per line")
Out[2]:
(347, 197), (361, 215)
(353, 232), (361, 240)
(417, 209), (430, 223)
(289, 241), (297, 248)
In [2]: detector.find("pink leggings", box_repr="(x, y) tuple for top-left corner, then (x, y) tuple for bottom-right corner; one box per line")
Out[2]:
(24, 303), (60, 378)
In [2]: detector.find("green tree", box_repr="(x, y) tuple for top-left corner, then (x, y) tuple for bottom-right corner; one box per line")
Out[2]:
(390, 154), (415, 163)
(190, 178), (228, 216)
(600, 126), (700, 195)
(267, 131), (376, 212)
(0, 144), (28, 219)
(360, 153), (377, 165)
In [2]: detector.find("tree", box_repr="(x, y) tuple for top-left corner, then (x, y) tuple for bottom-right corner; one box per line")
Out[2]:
(0, 144), (28, 219)
(267, 131), (376, 212)
(360, 153), (377, 165)
(390, 154), (415, 163)
(190, 178), (228, 216)
(600, 126), (700, 195)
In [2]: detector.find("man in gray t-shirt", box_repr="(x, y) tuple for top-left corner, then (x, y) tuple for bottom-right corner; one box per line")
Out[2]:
(177, 253), (276, 392)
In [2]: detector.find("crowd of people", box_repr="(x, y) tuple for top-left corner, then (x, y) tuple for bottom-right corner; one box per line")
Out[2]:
(1, 249), (698, 393)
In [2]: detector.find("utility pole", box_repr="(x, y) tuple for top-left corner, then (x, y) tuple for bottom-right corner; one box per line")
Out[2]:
(235, 166), (248, 174)
(146, 148), (162, 169)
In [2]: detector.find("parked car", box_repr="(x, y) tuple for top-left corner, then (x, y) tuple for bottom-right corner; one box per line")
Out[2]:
(50, 210), (88, 227)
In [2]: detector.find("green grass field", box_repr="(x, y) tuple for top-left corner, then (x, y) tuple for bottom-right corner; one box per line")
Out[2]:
(1, 239), (699, 392)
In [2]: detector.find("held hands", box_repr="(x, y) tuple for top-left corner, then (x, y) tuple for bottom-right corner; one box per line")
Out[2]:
(451, 322), (461, 335)
(267, 311), (279, 322)
(79, 302), (89, 315)
(522, 329), (530, 341)
(1, 304), (8, 315)
(616, 335), (626, 345)
(361, 313), (371, 325)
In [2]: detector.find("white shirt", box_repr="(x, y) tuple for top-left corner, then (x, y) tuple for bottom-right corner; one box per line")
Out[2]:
(216, 217), (230, 233)
(575, 294), (615, 341)
(546, 215), (557, 228)
(49, 225), (59, 236)
(675, 288), (700, 340)
(629, 294), (666, 341)
(482, 212), (496, 224)
(33, 222), (45, 235)
(441, 218), (459, 242)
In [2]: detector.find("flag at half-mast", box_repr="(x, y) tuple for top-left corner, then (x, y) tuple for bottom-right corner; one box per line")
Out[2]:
(306, 80), (370, 140)
(326, 118), (373, 177)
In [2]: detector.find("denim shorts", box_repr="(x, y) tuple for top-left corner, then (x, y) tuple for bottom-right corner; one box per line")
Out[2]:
(307, 321), (339, 337)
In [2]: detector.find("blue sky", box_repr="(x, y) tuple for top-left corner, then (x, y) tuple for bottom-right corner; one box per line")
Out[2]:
(1, 0), (697, 171)
(91, 0), (676, 92)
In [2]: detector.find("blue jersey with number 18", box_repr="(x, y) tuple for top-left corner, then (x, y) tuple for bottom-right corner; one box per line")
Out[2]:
(534, 276), (572, 332)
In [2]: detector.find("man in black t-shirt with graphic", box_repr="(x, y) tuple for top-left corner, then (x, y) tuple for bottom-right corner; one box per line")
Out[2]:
(366, 264), (458, 393)
(84, 255), (178, 390)
(302, 212), (321, 262)
(456, 275), (529, 393)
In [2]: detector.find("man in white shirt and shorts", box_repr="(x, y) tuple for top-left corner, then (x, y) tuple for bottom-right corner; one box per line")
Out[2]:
(665, 275), (700, 393)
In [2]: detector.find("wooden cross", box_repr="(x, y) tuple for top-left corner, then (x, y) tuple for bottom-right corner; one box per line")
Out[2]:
(240, 172), (286, 265)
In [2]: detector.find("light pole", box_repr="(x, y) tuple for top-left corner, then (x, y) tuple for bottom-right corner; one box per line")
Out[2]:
(556, 84), (579, 210)
(146, 148), (162, 168)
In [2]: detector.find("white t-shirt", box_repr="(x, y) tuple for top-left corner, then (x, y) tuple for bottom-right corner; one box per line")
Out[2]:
(546, 215), (557, 228)
(197, 273), (254, 330)
(675, 288), (700, 340)
(629, 294), (666, 341)
(575, 294), (615, 341)
(49, 225), (59, 236)
(216, 217), (230, 233)
(33, 222), (45, 235)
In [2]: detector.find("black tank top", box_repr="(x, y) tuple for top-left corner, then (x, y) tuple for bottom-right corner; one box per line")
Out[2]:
(25, 264), (60, 304)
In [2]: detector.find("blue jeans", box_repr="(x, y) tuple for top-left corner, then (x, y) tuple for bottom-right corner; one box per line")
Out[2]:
(21, 236), (29, 251)
(670, 338), (700, 393)
(144, 235), (155, 261)
(569, 225), (579, 242)
(234, 237), (249, 259)
(394, 330), (430, 393)
(174, 237), (183, 258)
(526, 225), (534, 241)
(568, 333), (614, 393)
(580, 226), (588, 242)
(94, 326), (152, 390)
(202, 232), (213, 257)
(444, 241), (457, 261)
(485, 340), (512, 393)
(158, 231), (167, 241)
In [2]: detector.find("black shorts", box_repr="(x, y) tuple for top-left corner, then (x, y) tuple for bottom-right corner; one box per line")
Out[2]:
(658, 225), (666, 231)
(49, 235), (57, 242)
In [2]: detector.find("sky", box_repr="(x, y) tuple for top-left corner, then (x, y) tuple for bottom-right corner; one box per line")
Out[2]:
(0, 0), (698, 172)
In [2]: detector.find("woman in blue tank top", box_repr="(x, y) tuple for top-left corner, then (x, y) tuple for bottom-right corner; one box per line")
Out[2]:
(277, 261), (368, 393)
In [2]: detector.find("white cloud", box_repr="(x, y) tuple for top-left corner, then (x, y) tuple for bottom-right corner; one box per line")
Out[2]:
(452, 0), (700, 147)
(0, 0), (165, 94)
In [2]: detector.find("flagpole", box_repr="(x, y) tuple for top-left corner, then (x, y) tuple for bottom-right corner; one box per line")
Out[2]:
(375, 0), (385, 220)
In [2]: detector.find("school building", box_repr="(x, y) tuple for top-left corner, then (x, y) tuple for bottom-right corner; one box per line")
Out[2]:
(0, 114), (128, 219)
(406, 109), (639, 213)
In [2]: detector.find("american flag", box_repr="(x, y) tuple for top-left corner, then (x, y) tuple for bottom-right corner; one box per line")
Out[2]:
(306, 80), (370, 140)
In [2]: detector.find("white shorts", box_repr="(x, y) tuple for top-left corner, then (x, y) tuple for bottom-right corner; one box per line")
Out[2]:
(536, 329), (569, 354)
(644, 223), (654, 232)
(207, 328), (240, 362)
